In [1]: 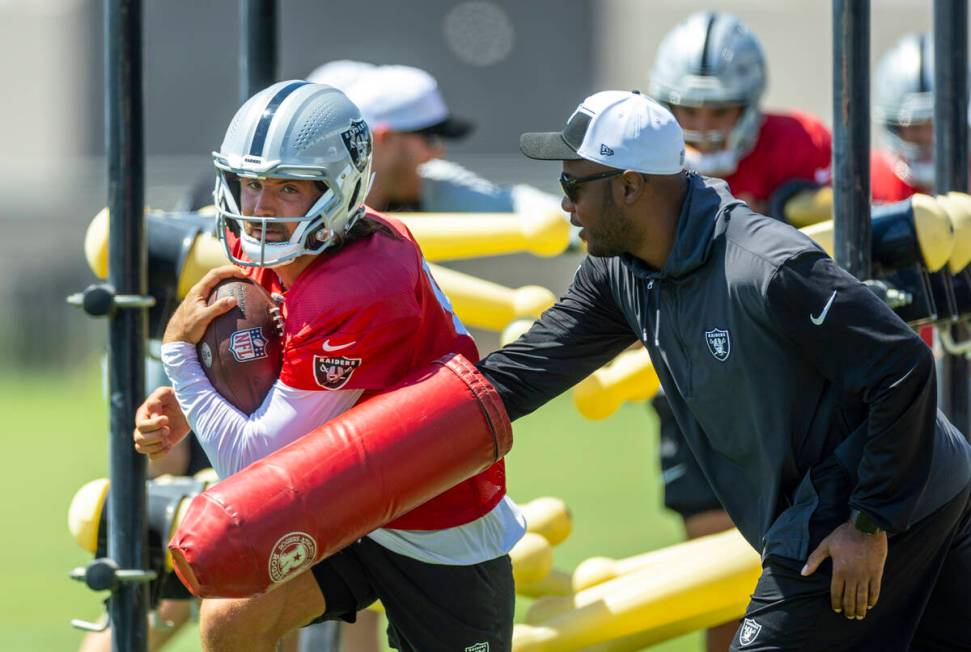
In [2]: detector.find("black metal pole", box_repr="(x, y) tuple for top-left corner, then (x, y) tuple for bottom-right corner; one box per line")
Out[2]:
(240, 0), (278, 103)
(832, 0), (871, 280)
(105, 0), (148, 649)
(934, 0), (970, 435)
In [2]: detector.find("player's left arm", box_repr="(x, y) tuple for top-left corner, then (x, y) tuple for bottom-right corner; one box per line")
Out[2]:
(764, 250), (936, 619)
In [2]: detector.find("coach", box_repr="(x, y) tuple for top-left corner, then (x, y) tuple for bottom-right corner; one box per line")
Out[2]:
(479, 91), (971, 650)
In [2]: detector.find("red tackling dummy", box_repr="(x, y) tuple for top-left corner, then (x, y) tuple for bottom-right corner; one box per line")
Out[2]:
(168, 353), (512, 598)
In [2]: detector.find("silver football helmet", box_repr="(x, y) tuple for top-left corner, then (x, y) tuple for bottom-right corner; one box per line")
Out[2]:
(648, 11), (767, 176)
(873, 33), (935, 188)
(213, 81), (373, 268)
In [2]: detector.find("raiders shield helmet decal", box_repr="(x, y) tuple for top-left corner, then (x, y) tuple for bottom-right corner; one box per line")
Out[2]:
(313, 355), (361, 390)
(341, 119), (371, 172)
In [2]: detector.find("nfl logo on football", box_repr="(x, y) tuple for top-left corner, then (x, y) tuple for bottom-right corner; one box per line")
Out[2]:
(230, 327), (269, 363)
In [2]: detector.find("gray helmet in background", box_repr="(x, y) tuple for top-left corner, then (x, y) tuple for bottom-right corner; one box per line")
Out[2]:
(873, 33), (935, 188)
(213, 81), (373, 268)
(648, 11), (766, 176)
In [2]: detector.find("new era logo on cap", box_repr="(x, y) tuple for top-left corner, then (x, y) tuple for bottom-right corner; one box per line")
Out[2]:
(519, 90), (685, 175)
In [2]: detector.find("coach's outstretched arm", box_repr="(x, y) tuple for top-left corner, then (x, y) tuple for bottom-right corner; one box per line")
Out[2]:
(476, 256), (638, 420)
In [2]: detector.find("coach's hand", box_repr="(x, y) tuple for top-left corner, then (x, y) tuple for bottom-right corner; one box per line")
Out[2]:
(162, 265), (246, 345)
(801, 521), (888, 620)
(133, 386), (191, 460)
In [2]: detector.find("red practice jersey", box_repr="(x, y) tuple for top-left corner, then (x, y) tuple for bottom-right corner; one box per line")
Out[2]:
(231, 210), (506, 530)
(871, 150), (920, 204)
(725, 111), (832, 207)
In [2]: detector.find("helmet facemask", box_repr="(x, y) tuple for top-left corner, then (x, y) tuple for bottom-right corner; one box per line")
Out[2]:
(214, 169), (362, 268)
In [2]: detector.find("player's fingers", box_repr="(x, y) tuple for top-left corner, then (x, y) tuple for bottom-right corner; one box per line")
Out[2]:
(204, 295), (238, 320)
(853, 583), (869, 620)
(801, 540), (830, 576)
(134, 425), (169, 445)
(136, 414), (168, 432)
(842, 577), (860, 619)
(139, 386), (175, 417)
(868, 576), (881, 609)
(830, 573), (844, 613)
(135, 438), (168, 455)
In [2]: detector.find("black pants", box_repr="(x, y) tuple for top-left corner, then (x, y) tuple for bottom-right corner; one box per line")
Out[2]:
(309, 537), (515, 652)
(729, 484), (971, 651)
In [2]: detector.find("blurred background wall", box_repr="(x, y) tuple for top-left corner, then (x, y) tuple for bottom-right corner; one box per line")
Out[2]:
(0, 0), (958, 370)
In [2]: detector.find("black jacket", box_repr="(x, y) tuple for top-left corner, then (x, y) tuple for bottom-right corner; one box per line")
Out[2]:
(479, 173), (971, 560)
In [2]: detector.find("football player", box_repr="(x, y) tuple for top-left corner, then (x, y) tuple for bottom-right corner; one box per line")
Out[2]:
(871, 32), (969, 203)
(649, 11), (832, 217)
(133, 82), (524, 652)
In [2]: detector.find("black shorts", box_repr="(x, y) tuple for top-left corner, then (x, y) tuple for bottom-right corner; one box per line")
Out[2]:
(653, 394), (722, 519)
(309, 537), (515, 652)
(729, 483), (971, 651)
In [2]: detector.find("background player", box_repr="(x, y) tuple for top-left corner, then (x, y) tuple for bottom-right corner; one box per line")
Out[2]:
(646, 12), (832, 649)
(872, 33), (934, 203)
(309, 61), (565, 219)
(134, 81), (524, 652)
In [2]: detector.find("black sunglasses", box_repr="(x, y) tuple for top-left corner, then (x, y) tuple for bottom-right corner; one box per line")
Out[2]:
(559, 169), (624, 202)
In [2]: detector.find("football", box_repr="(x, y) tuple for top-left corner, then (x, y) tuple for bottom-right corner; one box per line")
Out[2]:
(196, 278), (284, 414)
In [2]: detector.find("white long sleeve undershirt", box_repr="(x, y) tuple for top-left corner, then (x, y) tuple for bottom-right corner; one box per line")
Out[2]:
(161, 341), (525, 565)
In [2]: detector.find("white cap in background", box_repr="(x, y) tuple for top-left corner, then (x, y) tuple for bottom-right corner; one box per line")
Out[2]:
(306, 59), (376, 91)
(309, 62), (473, 139)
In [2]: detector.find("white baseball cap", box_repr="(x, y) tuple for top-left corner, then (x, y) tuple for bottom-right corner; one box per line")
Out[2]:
(311, 63), (473, 139)
(520, 90), (685, 174)
(306, 59), (377, 91)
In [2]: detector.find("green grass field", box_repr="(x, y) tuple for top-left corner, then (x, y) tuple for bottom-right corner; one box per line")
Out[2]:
(0, 361), (701, 651)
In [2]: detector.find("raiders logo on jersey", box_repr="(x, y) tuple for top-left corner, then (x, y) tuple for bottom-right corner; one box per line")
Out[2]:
(313, 355), (362, 390)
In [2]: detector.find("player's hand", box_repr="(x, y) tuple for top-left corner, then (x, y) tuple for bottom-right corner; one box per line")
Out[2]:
(801, 521), (888, 620)
(133, 386), (191, 460)
(162, 266), (247, 344)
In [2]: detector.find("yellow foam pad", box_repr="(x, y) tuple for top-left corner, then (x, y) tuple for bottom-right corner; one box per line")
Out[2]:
(67, 478), (110, 553)
(521, 497), (572, 546)
(937, 192), (971, 273)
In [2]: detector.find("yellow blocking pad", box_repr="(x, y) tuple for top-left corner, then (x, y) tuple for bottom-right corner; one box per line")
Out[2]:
(516, 569), (574, 599)
(799, 193), (955, 273)
(68, 471), (219, 571)
(784, 190), (971, 274)
(513, 529), (760, 651)
(572, 348), (659, 421)
(576, 603), (746, 651)
(396, 210), (571, 261)
(84, 207), (231, 299)
(782, 187), (834, 228)
(937, 192), (971, 273)
(521, 497), (572, 546)
(67, 478), (110, 554)
(511, 532), (555, 585)
(427, 264), (556, 332)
